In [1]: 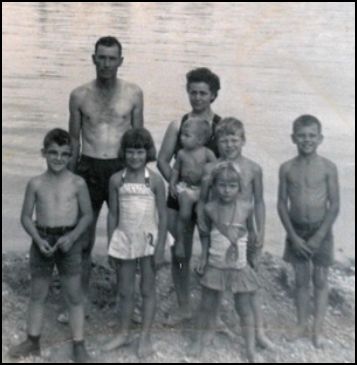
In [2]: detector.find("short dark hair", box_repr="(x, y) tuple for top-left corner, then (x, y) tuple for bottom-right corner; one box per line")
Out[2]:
(95, 36), (122, 56)
(186, 67), (221, 100)
(118, 128), (156, 163)
(293, 114), (322, 134)
(43, 128), (71, 150)
(215, 117), (246, 141)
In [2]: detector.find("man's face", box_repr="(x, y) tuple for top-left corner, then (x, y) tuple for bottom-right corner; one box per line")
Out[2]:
(93, 45), (123, 80)
(292, 124), (323, 156)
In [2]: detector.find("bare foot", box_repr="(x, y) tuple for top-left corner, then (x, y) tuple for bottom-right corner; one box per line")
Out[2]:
(103, 333), (130, 352)
(165, 307), (192, 326)
(187, 339), (203, 358)
(137, 335), (155, 358)
(312, 333), (325, 349)
(256, 333), (275, 350)
(247, 349), (256, 363)
(286, 325), (309, 342)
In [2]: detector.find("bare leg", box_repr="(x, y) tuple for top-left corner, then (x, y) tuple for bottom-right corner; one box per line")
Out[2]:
(235, 293), (256, 363)
(251, 291), (275, 349)
(27, 276), (51, 336)
(188, 287), (220, 357)
(312, 265), (329, 348)
(137, 257), (156, 358)
(104, 260), (136, 351)
(62, 274), (84, 341)
(169, 209), (195, 323)
(175, 193), (195, 259)
(288, 262), (311, 341)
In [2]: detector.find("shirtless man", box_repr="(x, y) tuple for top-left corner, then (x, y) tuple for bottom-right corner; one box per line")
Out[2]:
(68, 36), (144, 317)
(278, 115), (340, 348)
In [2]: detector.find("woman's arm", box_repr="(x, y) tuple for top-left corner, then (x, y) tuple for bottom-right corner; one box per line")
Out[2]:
(157, 120), (179, 182)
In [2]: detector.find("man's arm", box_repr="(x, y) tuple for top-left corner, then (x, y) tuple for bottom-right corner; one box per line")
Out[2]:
(307, 162), (340, 251)
(277, 164), (312, 258)
(68, 90), (82, 172)
(131, 87), (144, 128)
(107, 174), (120, 247)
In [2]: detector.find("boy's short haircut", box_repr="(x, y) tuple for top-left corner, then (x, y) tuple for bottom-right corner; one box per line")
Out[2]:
(95, 36), (122, 56)
(118, 128), (156, 163)
(186, 67), (221, 100)
(43, 128), (71, 150)
(182, 117), (211, 145)
(293, 114), (322, 134)
(211, 161), (242, 192)
(215, 117), (246, 141)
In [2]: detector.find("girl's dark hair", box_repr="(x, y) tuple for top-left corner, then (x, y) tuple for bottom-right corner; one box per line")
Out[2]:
(186, 67), (221, 100)
(43, 128), (71, 149)
(118, 128), (156, 163)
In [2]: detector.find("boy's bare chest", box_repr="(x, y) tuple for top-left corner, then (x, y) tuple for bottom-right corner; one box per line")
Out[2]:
(37, 183), (77, 207)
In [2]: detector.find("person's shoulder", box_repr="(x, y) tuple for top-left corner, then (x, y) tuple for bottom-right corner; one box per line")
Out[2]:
(120, 79), (143, 97)
(109, 169), (126, 186)
(318, 155), (338, 172)
(147, 168), (164, 185)
(241, 156), (262, 175)
(70, 81), (93, 103)
(279, 157), (297, 174)
(27, 173), (46, 192)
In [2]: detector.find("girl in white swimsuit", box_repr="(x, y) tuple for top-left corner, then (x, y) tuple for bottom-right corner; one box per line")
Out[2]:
(105, 128), (168, 358)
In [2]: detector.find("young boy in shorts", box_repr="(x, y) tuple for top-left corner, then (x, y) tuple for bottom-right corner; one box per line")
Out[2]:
(197, 117), (274, 350)
(8, 129), (93, 362)
(278, 115), (339, 348)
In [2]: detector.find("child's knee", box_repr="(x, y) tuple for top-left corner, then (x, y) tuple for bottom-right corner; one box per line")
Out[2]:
(235, 295), (253, 319)
(294, 264), (311, 289)
(313, 267), (329, 290)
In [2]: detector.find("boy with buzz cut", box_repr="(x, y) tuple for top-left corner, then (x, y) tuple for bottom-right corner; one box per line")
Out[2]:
(278, 115), (340, 348)
(8, 128), (93, 363)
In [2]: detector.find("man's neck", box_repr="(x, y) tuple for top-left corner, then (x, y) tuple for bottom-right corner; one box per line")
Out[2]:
(298, 151), (318, 163)
(96, 77), (118, 90)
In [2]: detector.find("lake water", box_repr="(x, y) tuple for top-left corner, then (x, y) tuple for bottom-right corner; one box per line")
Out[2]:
(2, 2), (355, 260)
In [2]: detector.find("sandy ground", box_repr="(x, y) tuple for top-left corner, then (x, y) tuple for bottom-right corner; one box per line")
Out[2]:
(2, 250), (355, 363)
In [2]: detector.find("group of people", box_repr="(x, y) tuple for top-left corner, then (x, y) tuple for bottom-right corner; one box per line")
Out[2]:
(8, 36), (340, 363)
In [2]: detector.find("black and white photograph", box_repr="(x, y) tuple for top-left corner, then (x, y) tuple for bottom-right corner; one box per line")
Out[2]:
(2, 2), (355, 363)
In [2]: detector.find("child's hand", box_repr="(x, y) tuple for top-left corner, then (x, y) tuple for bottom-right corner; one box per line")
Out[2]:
(291, 235), (312, 258)
(36, 238), (55, 257)
(170, 183), (177, 199)
(195, 256), (207, 276)
(154, 248), (165, 270)
(56, 234), (75, 253)
(306, 234), (323, 253)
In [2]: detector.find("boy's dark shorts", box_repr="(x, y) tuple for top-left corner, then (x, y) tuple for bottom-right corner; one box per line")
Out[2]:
(30, 226), (82, 278)
(283, 220), (334, 267)
(76, 155), (125, 212)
